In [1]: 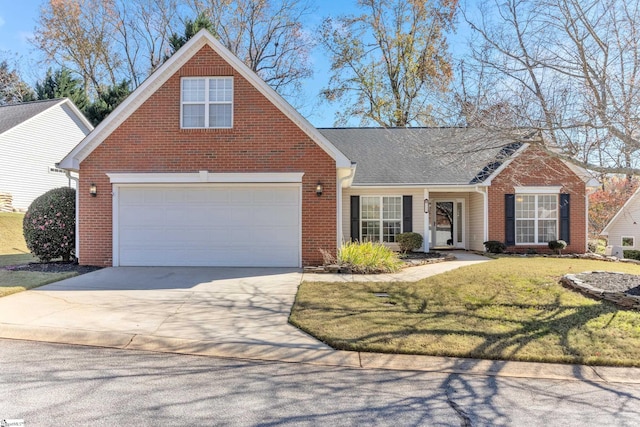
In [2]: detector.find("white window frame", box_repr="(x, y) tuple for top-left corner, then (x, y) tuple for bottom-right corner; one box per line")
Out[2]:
(622, 236), (635, 247)
(515, 193), (559, 245)
(181, 77), (233, 129)
(360, 196), (403, 243)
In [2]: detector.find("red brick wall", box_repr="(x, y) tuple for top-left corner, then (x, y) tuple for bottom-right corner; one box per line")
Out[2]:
(78, 45), (337, 266)
(487, 144), (587, 254)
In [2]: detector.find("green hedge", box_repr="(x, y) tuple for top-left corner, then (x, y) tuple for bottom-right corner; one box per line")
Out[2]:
(623, 250), (640, 261)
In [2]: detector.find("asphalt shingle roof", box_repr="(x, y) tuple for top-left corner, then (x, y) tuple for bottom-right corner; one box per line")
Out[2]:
(319, 127), (525, 185)
(0, 99), (63, 135)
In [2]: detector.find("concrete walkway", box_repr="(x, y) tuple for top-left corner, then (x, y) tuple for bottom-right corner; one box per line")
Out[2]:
(1, 251), (639, 384)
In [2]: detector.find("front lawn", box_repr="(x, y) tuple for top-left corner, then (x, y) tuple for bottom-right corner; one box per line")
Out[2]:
(0, 212), (75, 297)
(0, 212), (29, 255)
(291, 257), (640, 366)
(0, 270), (77, 298)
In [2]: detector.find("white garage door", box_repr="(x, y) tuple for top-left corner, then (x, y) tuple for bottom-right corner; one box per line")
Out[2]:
(115, 185), (300, 267)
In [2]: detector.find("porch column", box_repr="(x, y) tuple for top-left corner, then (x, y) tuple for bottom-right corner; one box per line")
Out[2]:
(423, 189), (430, 252)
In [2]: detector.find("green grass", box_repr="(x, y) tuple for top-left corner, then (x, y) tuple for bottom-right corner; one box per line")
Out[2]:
(0, 212), (75, 297)
(0, 270), (78, 297)
(291, 257), (640, 366)
(0, 212), (29, 255)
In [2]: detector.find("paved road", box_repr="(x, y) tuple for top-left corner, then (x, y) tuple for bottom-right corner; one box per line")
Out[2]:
(1, 340), (638, 426)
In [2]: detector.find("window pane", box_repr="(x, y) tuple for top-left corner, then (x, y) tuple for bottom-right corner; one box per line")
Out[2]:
(516, 220), (535, 243)
(383, 221), (401, 242)
(538, 220), (557, 243)
(209, 104), (232, 128)
(623, 237), (634, 247)
(361, 220), (380, 242)
(515, 195), (535, 219)
(182, 104), (205, 128)
(209, 78), (233, 102)
(538, 195), (557, 219)
(382, 196), (401, 220)
(361, 197), (380, 220)
(182, 79), (205, 102)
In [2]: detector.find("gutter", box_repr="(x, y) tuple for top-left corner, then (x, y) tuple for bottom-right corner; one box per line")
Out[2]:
(336, 163), (357, 249)
(473, 186), (489, 249)
(63, 168), (80, 262)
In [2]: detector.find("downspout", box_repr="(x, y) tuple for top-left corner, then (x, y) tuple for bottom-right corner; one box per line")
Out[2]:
(336, 163), (357, 250)
(64, 170), (80, 263)
(474, 186), (489, 250)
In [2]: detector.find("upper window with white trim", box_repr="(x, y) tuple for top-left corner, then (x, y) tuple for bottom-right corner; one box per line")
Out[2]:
(515, 194), (558, 244)
(181, 77), (233, 129)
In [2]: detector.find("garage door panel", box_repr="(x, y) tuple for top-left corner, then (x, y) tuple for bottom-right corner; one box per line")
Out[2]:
(117, 185), (300, 267)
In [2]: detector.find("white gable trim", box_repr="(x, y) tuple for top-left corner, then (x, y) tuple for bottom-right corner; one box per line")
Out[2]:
(59, 30), (350, 171)
(2, 98), (93, 141)
(481, 143), (529, 185)
(601, 186), (640, 235)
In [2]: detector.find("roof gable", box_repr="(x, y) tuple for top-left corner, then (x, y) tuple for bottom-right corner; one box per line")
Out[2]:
(59, 29), (350, 170)
(602, 186), (640, 234)
(0, 99), (92, 136)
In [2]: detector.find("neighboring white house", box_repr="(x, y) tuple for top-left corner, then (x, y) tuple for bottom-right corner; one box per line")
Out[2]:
(0, 99), (93, 210)
(601, 187), (640, 252)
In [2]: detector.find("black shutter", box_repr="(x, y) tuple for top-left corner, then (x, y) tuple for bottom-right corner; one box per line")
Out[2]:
(350, 196), (360, 241)
(559, 193), (570, 243)
(402, 196), (413, 232)
(505, 194), (515, 246)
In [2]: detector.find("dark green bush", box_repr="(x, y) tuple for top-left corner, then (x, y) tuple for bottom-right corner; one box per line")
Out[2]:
(623, 250), (640, 261)
(548, 240), (567, 254)
(483, 240), (506, 254)
(396, 232), (423, 253)
(23, 187), (75, 262)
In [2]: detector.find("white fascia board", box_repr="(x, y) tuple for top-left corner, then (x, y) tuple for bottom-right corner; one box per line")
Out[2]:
(347, 184), (488, 191)
(60, 98), (94, 133)
(59, 29), (351, 171)
(107, 171), (304, 184)
(481, 143), (530, 186)
(601, 186), (640, 234)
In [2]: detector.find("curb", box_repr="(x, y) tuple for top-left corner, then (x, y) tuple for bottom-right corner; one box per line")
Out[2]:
(2, 323), (639, 384)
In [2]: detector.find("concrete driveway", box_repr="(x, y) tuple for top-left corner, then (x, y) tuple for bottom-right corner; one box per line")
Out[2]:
(0, 267), (356, 365)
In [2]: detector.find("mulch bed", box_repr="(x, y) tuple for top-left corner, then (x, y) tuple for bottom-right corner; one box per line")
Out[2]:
(3, 261), (102, 275)
(572, 272), (640, 296)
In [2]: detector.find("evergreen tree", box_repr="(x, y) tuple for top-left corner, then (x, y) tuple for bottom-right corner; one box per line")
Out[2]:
(84, 80), (131, 126)
(35, 68), (89, 110)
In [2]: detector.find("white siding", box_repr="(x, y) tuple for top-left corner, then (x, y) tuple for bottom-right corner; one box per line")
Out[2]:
(468, 191), (486, 251)
(342, 188), (424, 250)
(605, 194), (640, 250)
(0, 103), (90, 210)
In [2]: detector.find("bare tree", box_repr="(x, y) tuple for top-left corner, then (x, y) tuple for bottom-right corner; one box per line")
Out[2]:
(188, 0), (315, 101)
(33, 0), (122, 97)
(461, 0), (640, 176)
(111, 0), (182, 87)
(319, 0), (458, 127)
(0, 58), (35, 105)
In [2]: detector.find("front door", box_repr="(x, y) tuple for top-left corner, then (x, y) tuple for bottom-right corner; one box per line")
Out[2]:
(432, 200), (465, 248)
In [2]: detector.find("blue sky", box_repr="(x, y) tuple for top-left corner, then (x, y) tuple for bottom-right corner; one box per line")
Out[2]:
(0, 1), (471, 127)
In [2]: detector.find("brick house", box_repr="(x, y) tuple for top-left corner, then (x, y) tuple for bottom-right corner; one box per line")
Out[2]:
(59, 30), (596, 267)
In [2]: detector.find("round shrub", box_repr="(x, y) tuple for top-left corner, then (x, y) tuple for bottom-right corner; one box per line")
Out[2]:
(396, 232), (424, 253)
(483, 240), (506, 254)
(23, 187), (75, 262)
(548, 239), (567, 254)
